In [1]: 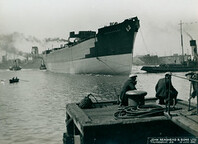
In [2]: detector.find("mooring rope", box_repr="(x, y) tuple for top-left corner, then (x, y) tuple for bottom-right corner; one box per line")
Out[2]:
(171, 73), (198, 83)
(96, 57), (117, 73)
(114, 105), (164, 119)
(96, 57), (131, 74)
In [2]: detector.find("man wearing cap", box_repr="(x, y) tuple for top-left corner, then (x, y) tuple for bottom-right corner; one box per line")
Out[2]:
(155, 72), (178, 106)
(119, 74), (137, 106)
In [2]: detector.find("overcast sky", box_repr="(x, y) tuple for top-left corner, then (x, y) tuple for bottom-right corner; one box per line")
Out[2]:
(0, 0), (198, 56)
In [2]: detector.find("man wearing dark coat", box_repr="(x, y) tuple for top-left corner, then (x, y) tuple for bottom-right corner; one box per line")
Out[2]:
(155, 72), (178, 106)
(119, 74), (137, 106)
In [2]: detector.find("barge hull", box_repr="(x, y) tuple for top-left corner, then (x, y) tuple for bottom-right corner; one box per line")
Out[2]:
(63, 99), (197, 144)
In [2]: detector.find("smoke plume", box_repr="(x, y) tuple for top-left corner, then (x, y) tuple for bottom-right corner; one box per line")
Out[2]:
(0, 32), (67, 56)
(184, 30), (193, 40)
(44, 38), (68, 42)
(0, 33), (22, 55)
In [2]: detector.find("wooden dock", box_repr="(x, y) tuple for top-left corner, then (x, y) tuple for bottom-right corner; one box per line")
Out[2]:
(63, 98), (198, 144)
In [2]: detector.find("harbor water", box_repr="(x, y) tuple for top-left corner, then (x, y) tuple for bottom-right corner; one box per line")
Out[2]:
(0, 67), (196, 144)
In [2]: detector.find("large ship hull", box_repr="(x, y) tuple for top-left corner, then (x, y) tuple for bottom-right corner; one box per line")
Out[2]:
(43, 17), (139, 75)
(45, 54), (133, 75)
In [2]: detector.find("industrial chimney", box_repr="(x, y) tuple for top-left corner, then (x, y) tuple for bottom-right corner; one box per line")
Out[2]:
(190, 40), (198, 61)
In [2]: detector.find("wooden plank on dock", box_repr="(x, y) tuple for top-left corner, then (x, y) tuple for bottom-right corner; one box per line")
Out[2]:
(170, 99), (198, 137)
(66, 104), (92, 135)
(171, 115), (198, 137)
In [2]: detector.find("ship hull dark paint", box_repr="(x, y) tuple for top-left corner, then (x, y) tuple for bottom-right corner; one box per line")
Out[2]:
(9, 66), (22, 71)
(9, 78), (19, 83)
(40, 64), (47, 70)
(9, 60), (22, 71)
(44, 17), (139, 75)
(141, 65), (198, 73)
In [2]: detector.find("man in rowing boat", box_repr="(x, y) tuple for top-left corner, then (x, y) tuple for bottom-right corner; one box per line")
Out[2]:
(155, 72), (178, 107)
(119, 74), (137, 106)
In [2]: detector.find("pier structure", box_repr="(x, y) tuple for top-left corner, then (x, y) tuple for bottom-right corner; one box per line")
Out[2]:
(63, 98), (197, 144)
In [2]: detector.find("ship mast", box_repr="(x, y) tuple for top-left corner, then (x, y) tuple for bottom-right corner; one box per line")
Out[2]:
(179, 20), (184, 63)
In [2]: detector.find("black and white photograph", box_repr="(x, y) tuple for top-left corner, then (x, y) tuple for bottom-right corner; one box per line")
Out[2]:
(0, 0), (198, 143)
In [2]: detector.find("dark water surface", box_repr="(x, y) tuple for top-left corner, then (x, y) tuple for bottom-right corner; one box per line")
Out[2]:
(0, 68), (195, 144)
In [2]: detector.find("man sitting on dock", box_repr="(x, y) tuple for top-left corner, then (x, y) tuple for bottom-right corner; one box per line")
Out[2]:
(155, 72), (178, 107)
(119, 74), (137, 106)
